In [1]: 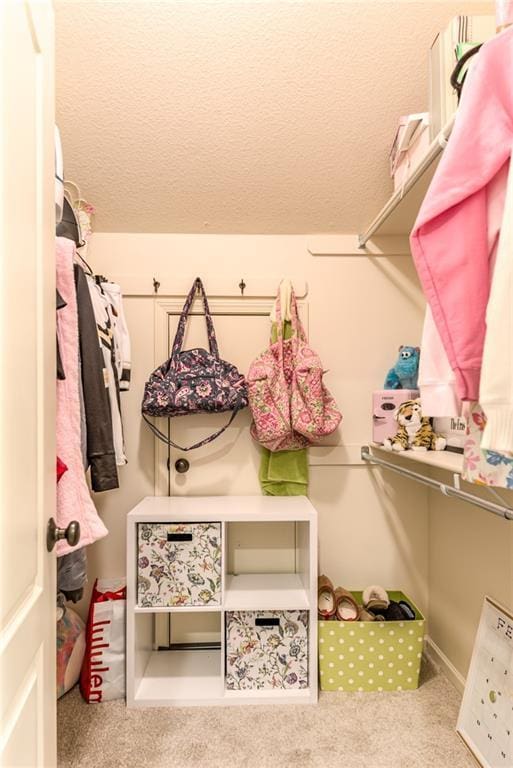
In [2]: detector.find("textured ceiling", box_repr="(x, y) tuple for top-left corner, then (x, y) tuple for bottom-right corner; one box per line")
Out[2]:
(55, 0), (493, 234)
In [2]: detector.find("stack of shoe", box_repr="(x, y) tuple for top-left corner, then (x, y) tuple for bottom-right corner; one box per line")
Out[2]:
(318, 575), (360, 621)
(318, 576), (416, 622)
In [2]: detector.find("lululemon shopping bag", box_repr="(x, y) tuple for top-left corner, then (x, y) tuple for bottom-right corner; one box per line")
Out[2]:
(80, 578), (126, 703)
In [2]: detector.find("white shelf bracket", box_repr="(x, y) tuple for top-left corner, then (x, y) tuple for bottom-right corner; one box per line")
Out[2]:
(307, 234), (410, 257)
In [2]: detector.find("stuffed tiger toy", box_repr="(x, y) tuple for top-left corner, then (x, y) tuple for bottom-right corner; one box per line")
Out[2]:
(383, 399), (446, 452)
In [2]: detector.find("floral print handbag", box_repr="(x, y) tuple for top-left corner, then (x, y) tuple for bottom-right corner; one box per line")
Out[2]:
(462, 403), (513, 488)
(141, 278), (249, 451)
(247, 286), (342, 451)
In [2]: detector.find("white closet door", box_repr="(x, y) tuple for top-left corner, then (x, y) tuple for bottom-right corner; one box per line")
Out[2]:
(0, 3), (56, 767)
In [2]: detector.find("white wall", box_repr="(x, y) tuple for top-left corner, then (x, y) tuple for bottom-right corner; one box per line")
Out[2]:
(79, 232), (513, 689)
(78, 232), (429, 624)
(427, 478), (513, 684)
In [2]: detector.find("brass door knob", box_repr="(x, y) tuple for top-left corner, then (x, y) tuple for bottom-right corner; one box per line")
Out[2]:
(175, 458), (190, 474)
(46, 518), (81, 552)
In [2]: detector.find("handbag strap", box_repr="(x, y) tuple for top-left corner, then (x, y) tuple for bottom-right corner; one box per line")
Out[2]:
(171, 278), (219, 359)
(273, 284), (307, 346)
(288, 289), (307, 342)
(142, 400), (243, 452)
(273, 288), (285, 362)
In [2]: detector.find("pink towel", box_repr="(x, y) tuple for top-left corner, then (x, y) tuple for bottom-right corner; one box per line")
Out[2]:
(56, 237), (108, 555)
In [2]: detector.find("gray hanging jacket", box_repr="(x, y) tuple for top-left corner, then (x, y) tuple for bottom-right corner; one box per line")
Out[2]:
(74, 264), (119, 491)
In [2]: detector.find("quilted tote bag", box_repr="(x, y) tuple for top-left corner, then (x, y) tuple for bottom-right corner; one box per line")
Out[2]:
(248, 286), (342, 451)
(247, 302), (307, 452)
(142, 278), (248, 451)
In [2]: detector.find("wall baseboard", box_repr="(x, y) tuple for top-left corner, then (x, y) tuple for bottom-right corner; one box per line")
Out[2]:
(424, 635), (465, 694)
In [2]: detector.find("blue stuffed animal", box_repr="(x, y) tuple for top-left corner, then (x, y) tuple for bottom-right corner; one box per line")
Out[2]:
(384, 346), (420, 389)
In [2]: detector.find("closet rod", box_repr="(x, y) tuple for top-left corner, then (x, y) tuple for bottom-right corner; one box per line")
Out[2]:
(360, 446), (513, 521)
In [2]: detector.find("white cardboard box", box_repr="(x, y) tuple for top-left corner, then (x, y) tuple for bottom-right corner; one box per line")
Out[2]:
(390, 115), (430, 192)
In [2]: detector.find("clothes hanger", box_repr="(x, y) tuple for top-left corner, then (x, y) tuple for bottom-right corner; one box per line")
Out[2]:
(57, 180), (98, 275)
(63, 179), (83, 209)
(450, 43), (483, 103)
(60, 180), (94, 245)
(64, 180), (95, 223)
(75, 249), (94, 277)
(56, 179), (99, 278)
(56, 196), (85, 248)
(55, 195), (94, 275)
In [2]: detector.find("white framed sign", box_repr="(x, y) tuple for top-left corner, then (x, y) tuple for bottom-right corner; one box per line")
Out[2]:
(457, 597), (513, 768)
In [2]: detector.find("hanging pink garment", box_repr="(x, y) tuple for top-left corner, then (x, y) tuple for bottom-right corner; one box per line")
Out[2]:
(410, 28), (513, 403)
(56, 237), (108, 555)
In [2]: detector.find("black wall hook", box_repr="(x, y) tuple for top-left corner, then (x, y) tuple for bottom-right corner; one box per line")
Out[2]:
(153, 277), (160, 294)
(239, 278), (246, 296)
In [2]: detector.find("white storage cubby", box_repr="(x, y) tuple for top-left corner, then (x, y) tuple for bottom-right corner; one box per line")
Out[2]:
(127, 495), (318, 707)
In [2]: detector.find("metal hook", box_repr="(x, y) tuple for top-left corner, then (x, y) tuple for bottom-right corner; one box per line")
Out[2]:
(239, 278), (246, 296)
(153, 277), (160, 294)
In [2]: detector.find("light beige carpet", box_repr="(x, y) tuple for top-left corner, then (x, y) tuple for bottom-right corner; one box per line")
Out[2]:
(58, 660), (476, 768)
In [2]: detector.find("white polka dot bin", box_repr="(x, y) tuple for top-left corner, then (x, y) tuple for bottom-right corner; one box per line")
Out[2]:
(318, 591), (425, 692)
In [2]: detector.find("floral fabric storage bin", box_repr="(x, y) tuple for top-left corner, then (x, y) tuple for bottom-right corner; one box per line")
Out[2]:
(225, 610), (308, 690)
(137, 522), (222, 607)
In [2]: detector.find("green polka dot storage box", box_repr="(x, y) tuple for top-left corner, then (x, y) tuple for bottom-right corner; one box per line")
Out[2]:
(318, 591), (425, 692)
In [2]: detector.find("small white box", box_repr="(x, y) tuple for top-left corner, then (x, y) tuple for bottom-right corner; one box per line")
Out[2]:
(391, 116), (431, 192)
(390, 114), (429, 173)
(433, 417), (467, 453)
